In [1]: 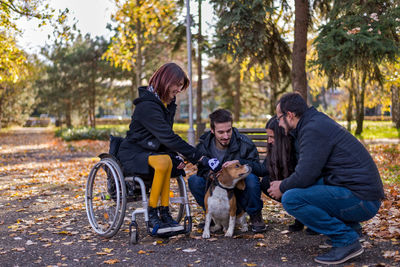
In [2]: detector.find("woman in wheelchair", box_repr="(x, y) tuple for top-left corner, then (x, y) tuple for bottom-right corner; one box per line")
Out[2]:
(117, 63), (203, 236)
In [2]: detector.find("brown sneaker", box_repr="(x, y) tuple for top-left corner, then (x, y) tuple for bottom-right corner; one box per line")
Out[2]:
(249, 211), (267, 233)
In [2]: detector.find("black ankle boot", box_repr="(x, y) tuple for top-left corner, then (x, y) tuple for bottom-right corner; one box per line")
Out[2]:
(148, 207), (171, 235)
(159, 206), (184, 232)
(288, 219), (304, 232)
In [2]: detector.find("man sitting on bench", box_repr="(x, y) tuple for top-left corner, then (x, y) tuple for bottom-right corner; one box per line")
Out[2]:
(188, 109), (267, 233)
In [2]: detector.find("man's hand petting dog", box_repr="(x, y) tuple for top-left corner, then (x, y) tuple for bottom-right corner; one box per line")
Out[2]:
(222, 160), (239, 168)
(268, 181), (283, 200)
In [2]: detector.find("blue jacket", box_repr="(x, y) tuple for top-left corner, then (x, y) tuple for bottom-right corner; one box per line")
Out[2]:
(279, 107), (384, 201)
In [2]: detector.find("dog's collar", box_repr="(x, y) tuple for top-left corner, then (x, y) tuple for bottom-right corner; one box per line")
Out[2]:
(215, 178), (235, 191)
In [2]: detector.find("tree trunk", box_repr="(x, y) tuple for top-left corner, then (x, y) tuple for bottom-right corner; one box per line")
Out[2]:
(346, 90), (354, 132)
(131, 75), (137, 108)
(196, 0), (203, 125)
(292, 0), (309, 102)
(0, 97), (2, 130)
(346, 73), (355, 131)
(66, 100), (72, 128)
(392, 85), (400, 128)
(233, 67), (241, 122)
(269, 83), (277, 115)
(136, 1), (143, 91)
(355, 73), (366, 135)
(89, 62), (96, 128)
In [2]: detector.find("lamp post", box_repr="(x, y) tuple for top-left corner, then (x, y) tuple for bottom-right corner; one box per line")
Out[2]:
(186, 0), (195, 145)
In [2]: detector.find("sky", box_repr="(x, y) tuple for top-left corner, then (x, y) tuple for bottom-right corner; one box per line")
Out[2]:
(16, 0), (117, 54)
(16, 0), (215, 55)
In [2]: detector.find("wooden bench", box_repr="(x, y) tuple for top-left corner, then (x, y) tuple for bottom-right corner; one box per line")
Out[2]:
(198, 127), (268, 161)
(237, 128), (267, 161)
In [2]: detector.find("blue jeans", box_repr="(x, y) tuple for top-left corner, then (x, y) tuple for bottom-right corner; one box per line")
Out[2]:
(281, 183), (381, 247)
(188, 173), (263, 216)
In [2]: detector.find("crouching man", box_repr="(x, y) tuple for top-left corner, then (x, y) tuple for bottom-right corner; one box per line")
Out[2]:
(268, 93), (384, 265)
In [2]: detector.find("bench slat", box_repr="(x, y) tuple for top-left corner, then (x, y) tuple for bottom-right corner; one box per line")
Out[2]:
(237, 128), (266, 134)
(253, 141), (267, 147)
(245, 134), (267, 140)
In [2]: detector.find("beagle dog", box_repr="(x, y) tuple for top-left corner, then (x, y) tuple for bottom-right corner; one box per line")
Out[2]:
(202, 162), (252, 238)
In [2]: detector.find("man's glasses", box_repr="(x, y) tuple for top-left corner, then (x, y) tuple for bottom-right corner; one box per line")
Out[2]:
(277, 113), (286, 122)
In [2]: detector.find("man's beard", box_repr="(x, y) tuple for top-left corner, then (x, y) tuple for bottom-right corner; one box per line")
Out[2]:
(217, 138), (230, 148)
(283, 117), (292, 135)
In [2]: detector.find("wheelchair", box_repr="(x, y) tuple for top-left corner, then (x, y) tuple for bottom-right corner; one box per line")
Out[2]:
(85, 153), (192, 244)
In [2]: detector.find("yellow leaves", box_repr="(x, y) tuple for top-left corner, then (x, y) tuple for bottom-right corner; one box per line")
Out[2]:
(138, 250), (146, 254)
(97, 248), (114, 256)
(255, 242), (267, 247)
(243, 263), (257, 266)
(57, 230), (78, 236)
(103, 259), (120, 265)
(103, 248), (113, 253)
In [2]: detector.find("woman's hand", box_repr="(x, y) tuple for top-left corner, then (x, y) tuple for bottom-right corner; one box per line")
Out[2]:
(175, 155), (186, 169)
(177, 162), (186, 169)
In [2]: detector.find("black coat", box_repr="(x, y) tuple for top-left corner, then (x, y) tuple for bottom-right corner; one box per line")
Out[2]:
(118, 87), (202, 176)
(196, 128), (260, 178)
(279, 107), (385, 201)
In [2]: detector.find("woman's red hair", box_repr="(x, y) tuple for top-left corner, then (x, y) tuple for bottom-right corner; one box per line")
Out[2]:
(148, 63), (190, 102)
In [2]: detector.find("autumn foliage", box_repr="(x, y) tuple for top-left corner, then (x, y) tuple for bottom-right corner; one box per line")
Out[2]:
(0, 128), (399, 264)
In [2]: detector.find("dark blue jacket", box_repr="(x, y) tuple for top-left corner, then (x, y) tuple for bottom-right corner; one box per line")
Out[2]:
(118, 87), (202, 176)
(279, 107), (384, 201)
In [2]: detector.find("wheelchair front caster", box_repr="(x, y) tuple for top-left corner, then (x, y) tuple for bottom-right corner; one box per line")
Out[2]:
(129, 222), (139, 245)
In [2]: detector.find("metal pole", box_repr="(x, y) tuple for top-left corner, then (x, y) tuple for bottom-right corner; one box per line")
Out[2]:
(186, 0), (195, 146)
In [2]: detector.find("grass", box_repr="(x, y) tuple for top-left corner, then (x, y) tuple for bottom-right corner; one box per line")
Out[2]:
(52, 120), (399, 141)
(338, 121), (399, 139)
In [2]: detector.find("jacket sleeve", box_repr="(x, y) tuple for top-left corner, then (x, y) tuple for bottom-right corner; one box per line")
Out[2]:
(239, 158), (267, 177)
(279, 123), (333, 193)
(136, 101), (202, 163)
(194, 139), (210, 178)
(239, 136), (261, 166)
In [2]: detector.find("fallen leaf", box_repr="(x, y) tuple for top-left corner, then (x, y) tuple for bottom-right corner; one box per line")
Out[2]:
(253, 234), (264, 239)
(26, 240), (36, 246)
(103, 259), (120, 264)
(182, 248), (197, 253)
(138, 250), (147, 254)
(12, 247), (25, 252)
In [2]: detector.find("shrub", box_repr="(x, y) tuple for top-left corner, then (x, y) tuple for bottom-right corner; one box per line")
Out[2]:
(56, 127), (125, 141)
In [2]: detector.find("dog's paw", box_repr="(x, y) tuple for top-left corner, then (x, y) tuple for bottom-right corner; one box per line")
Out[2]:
(202, 231), (211, 239)
(224, 229), (234, 237)
(241, 224), (248, 232)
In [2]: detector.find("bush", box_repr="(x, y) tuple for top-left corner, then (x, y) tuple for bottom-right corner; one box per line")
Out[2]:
(55, 127), (126, 141)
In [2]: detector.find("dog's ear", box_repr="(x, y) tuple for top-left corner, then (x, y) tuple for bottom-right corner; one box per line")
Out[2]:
(236, 179), (246, 190)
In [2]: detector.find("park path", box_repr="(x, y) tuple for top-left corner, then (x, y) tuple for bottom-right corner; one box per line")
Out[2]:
(0, 127), (399, 266)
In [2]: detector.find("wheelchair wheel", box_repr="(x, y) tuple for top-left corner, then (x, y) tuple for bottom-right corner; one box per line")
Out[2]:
(85, 157), (127, 237)
(169, 176), (186, 223)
